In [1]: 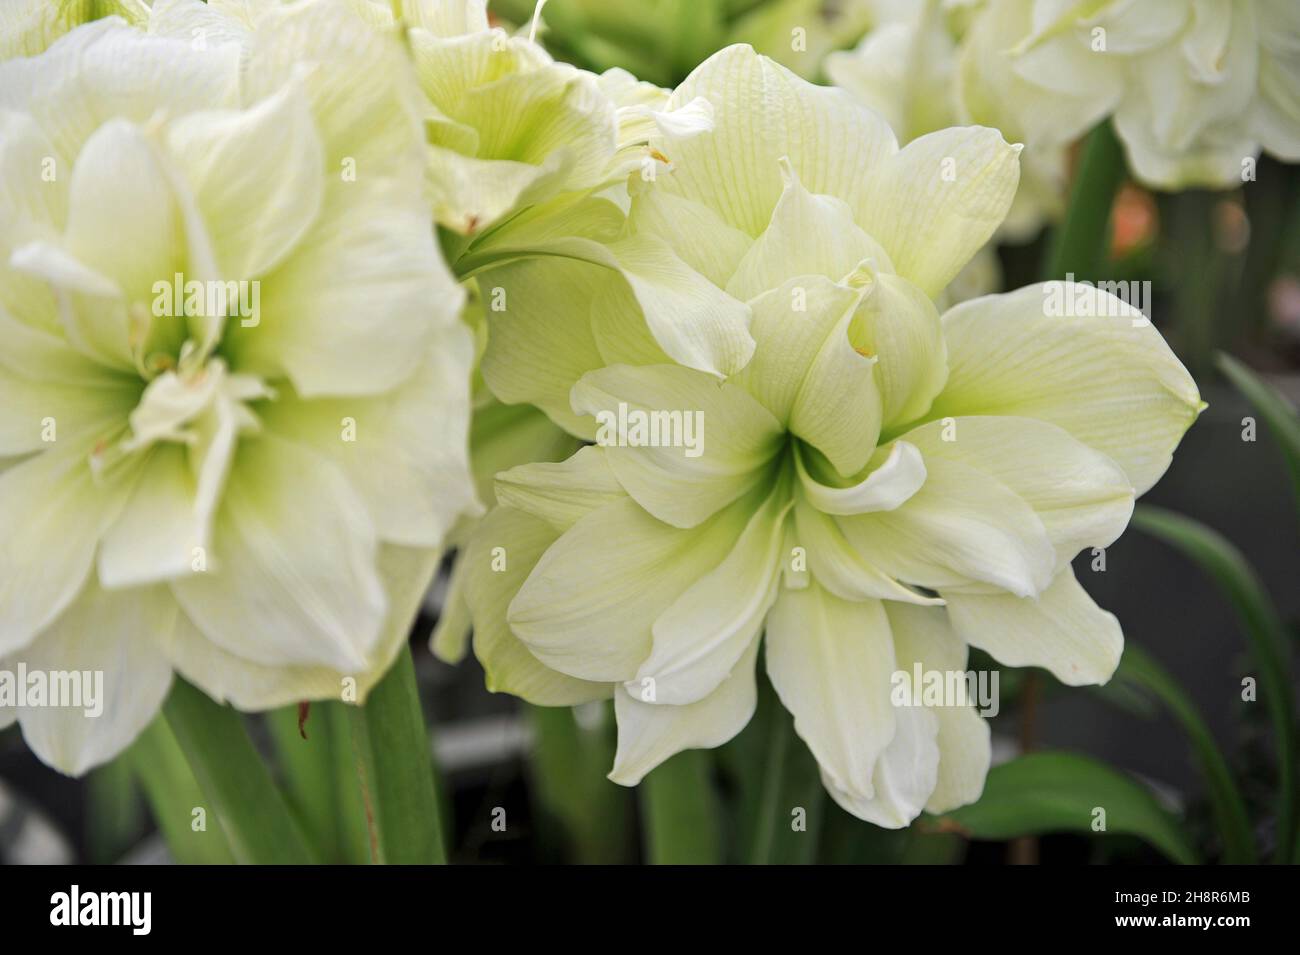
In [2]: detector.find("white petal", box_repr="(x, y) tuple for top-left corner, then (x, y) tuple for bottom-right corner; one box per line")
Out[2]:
(462, 507), (611, 706)
(626, 185), (751, 289)
(478, 254), (608, 438)
(851, 269), (947, 428)
(603, 234), (755, 380)
(0, 442), (136, 655)
(902, 415), (1135, 570)
(98, 443), (209, 589)
(12, 580), (174, 776)
(493, 445), (627, 533)
(820, 704), (939, 828)
(662, 44), (898, 236)
(166, 81), (325, 280)
(633, 489), (786, 704)
(62, 120), (188, 357)
(840, 452), (1056, 597)
(0, 18), (240, 170)
(766, 584), (897, 802)
(0, 310), (138, 456)
(170, 434), (387, 673)
(724, 159), (894, 301)
(731, 276), (883, 476)
(794, 440), (926, 516)
(944, 567), (1123, 686)
(884, 602), (990, 813)
(226, 174), (457, 398)
(792, 499), (943, 605)
(166, 544), (440, 710)
(257, 331), (480, 549)
(241, 0), (426, 176)
(609, 635), (760, 785)
(854, 126), (1021, 297)
(508, 495), (752, 683)
(931, 283), (1203, 494)
(571, 364), (784, 528)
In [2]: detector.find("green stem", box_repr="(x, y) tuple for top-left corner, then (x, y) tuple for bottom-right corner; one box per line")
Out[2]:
(267, 702), (372, 864)
(746, 685), (825, 865)
(347, 645), (448, 864)
(1043, 120), (1127, 282)
(640, 749), (721, 864)
(529, 704), (630, 864)
(162, 680), (314, 864)
(748, 701), (791, 865)
(86, 755), (145, 863)
(900, 827), (965, 865)
(1170, 191), (1223, 377)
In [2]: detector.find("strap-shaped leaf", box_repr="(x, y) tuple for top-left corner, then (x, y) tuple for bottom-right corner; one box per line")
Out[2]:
(1115, 646), (1256, 863)
(937, 751), (1199, 865)
(1132, 504), (1296, 862)
(1217, 352), (1300, 513)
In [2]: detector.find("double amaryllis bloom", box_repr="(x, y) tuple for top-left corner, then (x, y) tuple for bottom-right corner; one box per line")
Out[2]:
(0, 1), (476, 773)
(954, 0), (1297, 189)
(459, 45), (1202, 826)
(1005, 0), (1299, 188)
(0, 0), (1208, 835)
(831, 0), (1300, 198)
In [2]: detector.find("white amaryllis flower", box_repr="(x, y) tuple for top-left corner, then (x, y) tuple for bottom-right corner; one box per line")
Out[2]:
(1004, 0), (1300, 188)
(0, 2), (477, 774)
(458, 45), (1202, 827)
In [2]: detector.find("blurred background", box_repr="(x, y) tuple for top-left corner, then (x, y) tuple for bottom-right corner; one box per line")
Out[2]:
(2, 0), (1298, 864)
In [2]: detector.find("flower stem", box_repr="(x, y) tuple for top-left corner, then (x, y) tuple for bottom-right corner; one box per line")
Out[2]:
(746, 681), (824, 864)
(529, 703), (631, 863)
(347, 644), (448, 864)
(640, 749), (721, 864)
(1042, 119), (1127, 282)
(748, 700), (791, 864)
(162, 679), (315, 864)
(266, 701), (372, 864)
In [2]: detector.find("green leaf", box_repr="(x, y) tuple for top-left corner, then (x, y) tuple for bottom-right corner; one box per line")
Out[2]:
(128, 718), (235, 864)
(1131, 505), (1296, 863)
(1115, 645), (1257, 863)
(1217, 351), (1300, 511)
(939, 751), (1200, 865)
